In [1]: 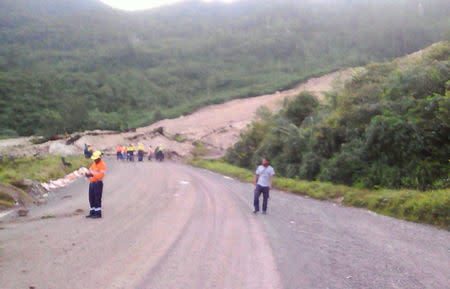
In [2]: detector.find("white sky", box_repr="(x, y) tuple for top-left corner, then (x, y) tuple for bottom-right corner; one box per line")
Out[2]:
(100, 0), (240, 11)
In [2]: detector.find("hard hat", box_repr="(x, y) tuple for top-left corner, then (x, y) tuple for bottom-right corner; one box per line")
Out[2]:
(91, 151), (102, 160)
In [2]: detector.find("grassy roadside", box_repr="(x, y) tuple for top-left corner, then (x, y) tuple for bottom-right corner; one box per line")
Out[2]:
(188, 159), (449, 230)
(0, 155), (91, 208)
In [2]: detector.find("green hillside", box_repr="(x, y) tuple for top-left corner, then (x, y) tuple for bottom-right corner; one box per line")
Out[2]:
(0, 0), (449, 136)
(226, 41), (450, 191)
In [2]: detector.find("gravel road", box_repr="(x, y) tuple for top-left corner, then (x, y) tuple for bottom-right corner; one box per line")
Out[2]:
(1, 160), (449, 289)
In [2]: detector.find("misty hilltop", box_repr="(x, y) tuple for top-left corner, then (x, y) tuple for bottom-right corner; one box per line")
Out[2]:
(0, 0), (449, 136)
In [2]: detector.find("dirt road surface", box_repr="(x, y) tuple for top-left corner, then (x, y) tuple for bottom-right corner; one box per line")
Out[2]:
(1, 160), (449, 289)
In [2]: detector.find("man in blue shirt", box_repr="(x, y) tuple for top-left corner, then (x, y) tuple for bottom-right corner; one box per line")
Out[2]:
(253, 158), (275, 214)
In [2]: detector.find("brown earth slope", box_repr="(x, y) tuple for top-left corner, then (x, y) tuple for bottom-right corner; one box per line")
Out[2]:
(0, 69), (353, 159)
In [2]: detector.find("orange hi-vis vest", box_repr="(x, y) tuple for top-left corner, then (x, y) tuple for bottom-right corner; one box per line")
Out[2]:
(89, 160), (107, 183)
(116, 145), (122, 152)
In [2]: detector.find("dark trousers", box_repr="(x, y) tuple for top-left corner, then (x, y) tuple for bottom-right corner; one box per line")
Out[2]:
(89, 181), (103, 216)
(116, 152), (122, 160)
(254, 184), (270, 212)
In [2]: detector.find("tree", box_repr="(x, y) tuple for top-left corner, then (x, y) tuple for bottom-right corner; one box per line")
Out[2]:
(283, 92), (318, 126)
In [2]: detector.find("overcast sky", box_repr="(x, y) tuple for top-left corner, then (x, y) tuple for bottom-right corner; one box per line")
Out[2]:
(100, 0), (240, 11)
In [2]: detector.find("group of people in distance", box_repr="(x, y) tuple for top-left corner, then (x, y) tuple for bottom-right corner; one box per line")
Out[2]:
(115, 144), (165, 162)
(83, 144), (94, 159)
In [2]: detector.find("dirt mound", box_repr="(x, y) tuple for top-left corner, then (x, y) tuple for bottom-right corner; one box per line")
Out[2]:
(0, 69), (353, 159)
(0, 183), (34, 208)
(48, 142), (79, 156)
(134, 69), (353, 158)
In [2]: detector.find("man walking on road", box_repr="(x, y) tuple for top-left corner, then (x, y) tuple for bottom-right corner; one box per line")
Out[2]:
(85, 151), (107, 219)
(253, 158), (275, 214)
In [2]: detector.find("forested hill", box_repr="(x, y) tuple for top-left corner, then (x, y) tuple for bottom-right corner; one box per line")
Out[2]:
(226, 41), (450, 191)
(1, 0), (449, 137)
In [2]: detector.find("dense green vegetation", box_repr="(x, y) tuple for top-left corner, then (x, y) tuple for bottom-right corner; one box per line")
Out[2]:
(1, 0), (449, 136)
(226, 42), (450, 191)
(189, 158), (449, 229)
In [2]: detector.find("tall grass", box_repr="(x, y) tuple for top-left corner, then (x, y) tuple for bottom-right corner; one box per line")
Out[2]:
(0, 192), (15, 208)
(0, 155), (91, 183)
(189, 159), (449, 229)
(0, 155), (91, 208)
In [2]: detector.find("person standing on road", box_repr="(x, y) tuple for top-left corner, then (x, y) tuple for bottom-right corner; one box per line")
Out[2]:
(137, 143), (145, 162)
(128, 144), (135, 162)
(122, 146), (127, 161)
(84, 143), (93, 159)
(155, 145), (164, 162)
(85, 151), (107, 219)
(253, 158), (275, 214)
(116, 145), (122, 160)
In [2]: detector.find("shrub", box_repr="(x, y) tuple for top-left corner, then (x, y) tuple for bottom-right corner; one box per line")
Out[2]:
(283, 92), (318, 126)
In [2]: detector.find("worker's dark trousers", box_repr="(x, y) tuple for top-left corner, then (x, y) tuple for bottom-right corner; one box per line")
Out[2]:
(129, 151), (134, 162)
(89, 181), (103, 217)
(254, 184), (270, 212)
